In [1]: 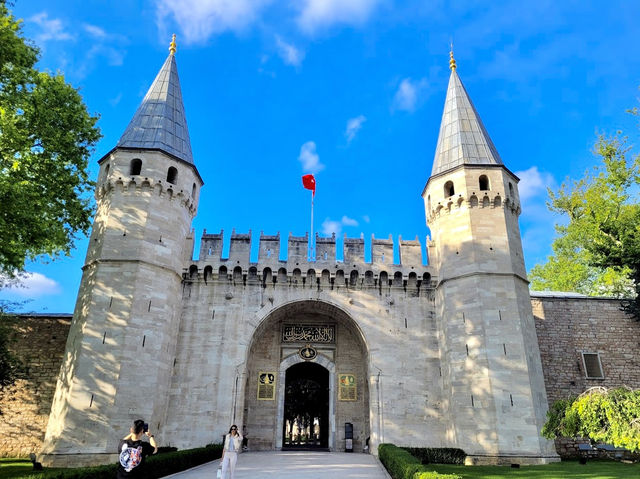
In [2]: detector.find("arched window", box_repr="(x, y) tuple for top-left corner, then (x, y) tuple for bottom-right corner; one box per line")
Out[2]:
(321, 269), (331, 285)
(494, 196), (502, 207)
(192, 183), (197, 198)
(262, 267), (272, 286)
(218, 266), (228, 279)
(349, 270), (359, 287)
(277, 268), (288, 284)
(444, 181), (455, 197)
(248, 266), (258, 282)
(167, 166), (178, 185)
(364, 270), (374, 285)
(130, 158), (142, 176)
(307, 269), (316, 286)
(189, 265), (198, 278)
(379, 271), (389, 287)
(422, 272), (431, 285)
(233, 266), (243, 282)
(203, 266), (212, 283)
(482, 196), (490, 208)
(105, 163), (110, 177)
(393, 271), (403, 287)
(479, 175), (489, 191)
(470, 195), (478, 208)
(509, 182), (514, 197)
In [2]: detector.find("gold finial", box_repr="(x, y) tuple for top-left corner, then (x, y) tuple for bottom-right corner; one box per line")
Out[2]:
(169, 34), (177, 55)
(449, 46), (457, 71)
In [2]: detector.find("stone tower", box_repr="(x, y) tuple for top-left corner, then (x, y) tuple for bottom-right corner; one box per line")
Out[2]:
(422, 53), (557, 463)
(40, 37), (202, 467)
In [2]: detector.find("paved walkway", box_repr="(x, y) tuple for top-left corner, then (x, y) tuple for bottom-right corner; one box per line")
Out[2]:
(162, 451), (391, 479)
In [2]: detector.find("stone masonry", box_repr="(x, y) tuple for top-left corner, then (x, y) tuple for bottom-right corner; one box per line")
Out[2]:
(0, 315), (71, 457)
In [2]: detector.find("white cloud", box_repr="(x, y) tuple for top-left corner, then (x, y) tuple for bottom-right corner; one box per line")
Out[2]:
(515, 166), (556, 203)
(341, 215), (358, 226)
(83, 24), (107, 39)
(1, 273), (61, 298)
(155, 0), (271, 44)
(298, 141), (325, 174)
(322, 216), (359, 236)
(345, 115), (366, 142)
(276, 36), (305, 67)
(362, 215), (370, 223)
(392, 77), (428, 112)
(29, 12), (74, 43)
(297, 0), (381, 33)
(322, 218), (342, 236)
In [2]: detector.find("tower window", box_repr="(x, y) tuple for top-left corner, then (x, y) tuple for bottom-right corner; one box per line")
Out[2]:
(167, 166), (178, 185)
(509, 182), (514, 197)
(444, 181), (455, 197)
(130, 158), (142, 176)
(192, 183), (196, 198)
(479, 175), (489, 191)
(105, 163), (110, 177)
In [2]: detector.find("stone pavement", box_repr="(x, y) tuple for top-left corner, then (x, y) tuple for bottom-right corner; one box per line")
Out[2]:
(162, 451), (391, 479)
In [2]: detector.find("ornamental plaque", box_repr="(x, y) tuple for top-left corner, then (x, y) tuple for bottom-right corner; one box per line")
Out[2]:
(299, 344), (317, 361)
(257, 372), (276, 400)
(282, 325), (335, 343)
(338, 373), (357, 401)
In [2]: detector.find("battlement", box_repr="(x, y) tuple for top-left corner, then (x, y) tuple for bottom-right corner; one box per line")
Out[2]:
(188, 230), (435, 289)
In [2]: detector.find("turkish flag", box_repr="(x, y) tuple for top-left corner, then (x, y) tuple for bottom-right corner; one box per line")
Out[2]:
(302, 174), (316, 196)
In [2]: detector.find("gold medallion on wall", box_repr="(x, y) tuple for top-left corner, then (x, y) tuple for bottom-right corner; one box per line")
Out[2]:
(257, 371), (276, 400)
(299, 344), (317, 360)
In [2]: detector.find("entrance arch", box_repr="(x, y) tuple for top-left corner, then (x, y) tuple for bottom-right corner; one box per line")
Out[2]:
(243, 300), (369, 452)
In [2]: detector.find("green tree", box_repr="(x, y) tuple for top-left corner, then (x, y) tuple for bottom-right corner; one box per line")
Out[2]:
(542, 387), (640, 452)
(0, 2), (101, 277)
(529, 133), (640, 319)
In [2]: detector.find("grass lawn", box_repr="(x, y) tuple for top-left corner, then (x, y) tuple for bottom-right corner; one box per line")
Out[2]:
(0, 458), (67, 479)
(428, 460), (640, 478)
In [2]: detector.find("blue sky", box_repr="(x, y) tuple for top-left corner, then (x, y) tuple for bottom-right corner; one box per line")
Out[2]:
(2, 0), (640, 313)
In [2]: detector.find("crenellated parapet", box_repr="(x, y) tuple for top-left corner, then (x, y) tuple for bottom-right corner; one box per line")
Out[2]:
(187, 230), (436, 291)
(95, 176), (198, 214)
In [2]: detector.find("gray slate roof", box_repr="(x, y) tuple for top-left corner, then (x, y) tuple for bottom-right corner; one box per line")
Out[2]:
(431, 70), (502, 176)
(117, 54), (193, 164)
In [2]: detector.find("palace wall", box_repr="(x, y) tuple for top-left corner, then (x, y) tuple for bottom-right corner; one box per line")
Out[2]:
(0, 314), (71, 457)
(2, 288), (639, 458)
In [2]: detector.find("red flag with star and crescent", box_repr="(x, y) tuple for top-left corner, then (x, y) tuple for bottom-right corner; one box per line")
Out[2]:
(302, 174), (316, 197)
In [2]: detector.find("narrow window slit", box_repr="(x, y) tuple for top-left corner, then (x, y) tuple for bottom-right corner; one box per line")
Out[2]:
(503, 344), (507, 355)
(404, 318), (407, 328)
(471, 395), (475, 407)
(499, 310), (502, 321)
(510, 394), (514, 406)
(212, 310), (215, 319)
(142, 335), (146, 347)
(102, 332), (106, 344)
(148, 300), (152, 312)
(173, 358), (177, 367)
(89, 394), (94, 408)
(109, 297), (113, 309)
(465, 344), (469, 356)
(462, 312), (466, 323)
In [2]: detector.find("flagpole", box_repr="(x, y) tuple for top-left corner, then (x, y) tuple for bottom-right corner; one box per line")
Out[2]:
(310, 191), (314, 261)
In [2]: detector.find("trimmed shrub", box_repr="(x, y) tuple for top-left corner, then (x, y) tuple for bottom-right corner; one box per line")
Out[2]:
(379, 444), (462, 479)
(33, 444), (223, 478)
(402, 447), (466, 465)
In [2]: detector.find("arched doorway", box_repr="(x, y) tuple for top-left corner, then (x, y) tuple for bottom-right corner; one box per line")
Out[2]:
(243, 300), (369, 452)
(282, 362), (329, 449)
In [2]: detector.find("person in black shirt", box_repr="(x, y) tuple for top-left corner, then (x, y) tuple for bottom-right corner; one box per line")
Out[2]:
(117, 419), (158, 478)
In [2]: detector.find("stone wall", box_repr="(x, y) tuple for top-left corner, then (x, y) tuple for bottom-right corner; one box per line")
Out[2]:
(533, 294), (640, 458)
(0, 314), (71, 457)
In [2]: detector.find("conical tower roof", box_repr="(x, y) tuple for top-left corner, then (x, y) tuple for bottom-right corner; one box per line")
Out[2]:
(431, 53), (502, 176)
(117, 36), (193, 164)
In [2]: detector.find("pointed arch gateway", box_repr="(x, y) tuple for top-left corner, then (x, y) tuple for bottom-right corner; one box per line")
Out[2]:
(243, 300), (370, 452)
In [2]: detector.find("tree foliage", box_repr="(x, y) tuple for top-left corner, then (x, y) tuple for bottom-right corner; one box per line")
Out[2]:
(542, 387), (640, 452)
(0, 2), (101, 276)
(529, 131), (640, 319)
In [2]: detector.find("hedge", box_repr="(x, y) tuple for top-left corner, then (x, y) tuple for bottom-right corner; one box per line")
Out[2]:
(401, 447), (466, 465)
(378, 444), (462, 479)
(34, 444), (223, 479)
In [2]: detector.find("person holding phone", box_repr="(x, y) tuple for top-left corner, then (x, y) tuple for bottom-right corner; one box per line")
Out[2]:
(117, 419), (158, 478)
(220, 424), (243, 479)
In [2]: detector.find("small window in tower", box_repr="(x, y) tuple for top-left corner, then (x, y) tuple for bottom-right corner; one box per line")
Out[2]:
(509, 182), (514, 196)
(192, 183), (196, 198)
(167, 166), (178, 185)
(130, 158), (142, 176)
(479, 175), (489, 191)
(444, 181), (455, 197)
(582, 352), (604, 379)
(427, 195), (431, 212)
(105, 163), (110, 177)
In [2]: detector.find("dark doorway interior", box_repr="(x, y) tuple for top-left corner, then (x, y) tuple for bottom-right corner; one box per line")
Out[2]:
(283, 362), (329, 449)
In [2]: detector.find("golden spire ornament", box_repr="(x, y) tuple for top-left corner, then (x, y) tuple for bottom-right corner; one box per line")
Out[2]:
(449, 48), (457, 71)
(169, 34), (177, 55)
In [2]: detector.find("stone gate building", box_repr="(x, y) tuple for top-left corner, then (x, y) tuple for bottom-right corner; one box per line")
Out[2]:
(31, 44), (638, 467)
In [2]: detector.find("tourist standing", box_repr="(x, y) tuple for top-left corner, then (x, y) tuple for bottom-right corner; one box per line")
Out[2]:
(220, 424), (243, 479)
(117, 419), (158, 478)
